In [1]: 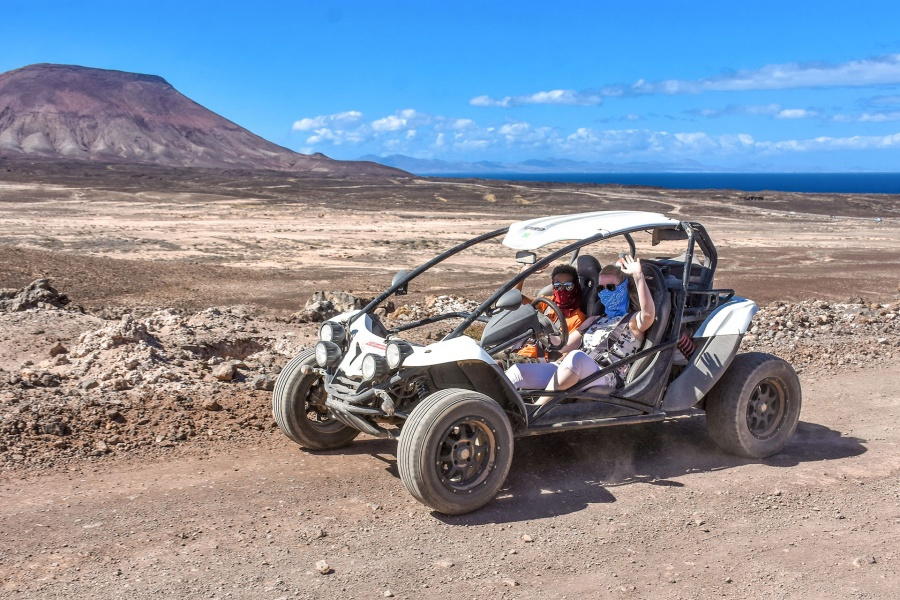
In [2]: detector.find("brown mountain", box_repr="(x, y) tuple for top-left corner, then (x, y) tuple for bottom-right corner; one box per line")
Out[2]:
(0, 63), (405, 176)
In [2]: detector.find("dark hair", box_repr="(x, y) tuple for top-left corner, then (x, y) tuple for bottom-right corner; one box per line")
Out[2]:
(550, 264), (578, 282)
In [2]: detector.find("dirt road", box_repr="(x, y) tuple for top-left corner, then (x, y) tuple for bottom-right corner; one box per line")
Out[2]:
(2, 366), (897, 599)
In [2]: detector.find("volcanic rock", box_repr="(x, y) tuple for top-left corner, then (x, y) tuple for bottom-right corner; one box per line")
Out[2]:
(0, 279), (69, 312)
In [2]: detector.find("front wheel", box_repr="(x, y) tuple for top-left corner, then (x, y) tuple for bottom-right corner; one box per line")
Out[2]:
(398, 389), (514, 515)
(272, 350), (360, 450)
(705, 352), (801, 459)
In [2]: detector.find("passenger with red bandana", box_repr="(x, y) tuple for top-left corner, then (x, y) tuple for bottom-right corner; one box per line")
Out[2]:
(513, 263), (586, 360)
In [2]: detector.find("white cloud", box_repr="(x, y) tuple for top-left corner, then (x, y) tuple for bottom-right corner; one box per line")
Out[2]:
(292, 110), (363, 131)
(470, 95), (511, 108)
(776, 109), (818, 119)
(471, 89), (603, 108)
(371, 115), (407, 132)
(452, 118), (477, 130)
(498, 122), (555, 145)
(471, 54), (900, 107)
(689, 104), (819, 120)
(692, 104), (781, 118)
(527, 90), (602, 105)
(292, 108), (900, 163)
(859, 112), (900, 122)
(832, 110), (900, 123)
(555, 127), (900, 158)
(304, 126), (369, 146)
(292, 117), (325, 131)
(629, 54), (900, 95)
(758, 132), (900, 152)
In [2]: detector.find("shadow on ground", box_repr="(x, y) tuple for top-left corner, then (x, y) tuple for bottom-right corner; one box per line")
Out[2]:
(438, 416), (866, 524)
(296, 415), (865, 524)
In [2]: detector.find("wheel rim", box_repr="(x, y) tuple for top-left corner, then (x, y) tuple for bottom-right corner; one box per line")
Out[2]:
(436, 417), (497, 493)
(746, 377), (788, 440)
(302, 378), (345, 432)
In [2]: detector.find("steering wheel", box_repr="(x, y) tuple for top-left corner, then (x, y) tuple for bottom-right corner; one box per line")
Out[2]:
(530, 297), (569, 352)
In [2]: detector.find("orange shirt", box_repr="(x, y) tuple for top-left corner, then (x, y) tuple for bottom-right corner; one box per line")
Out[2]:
(517, 308), (586, 359)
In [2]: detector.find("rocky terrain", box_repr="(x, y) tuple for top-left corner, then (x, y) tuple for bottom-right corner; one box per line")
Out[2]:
(2, 277), (897, 476)
(1, 166), (898, 599)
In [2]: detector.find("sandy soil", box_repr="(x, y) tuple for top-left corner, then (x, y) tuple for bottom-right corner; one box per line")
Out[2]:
(1, 161), (899, 599)
(1, 161), (898, 309)
(1, 367), (898, 599)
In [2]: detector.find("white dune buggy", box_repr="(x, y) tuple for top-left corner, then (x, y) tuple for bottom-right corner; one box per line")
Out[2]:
(273, 211), (802, 514)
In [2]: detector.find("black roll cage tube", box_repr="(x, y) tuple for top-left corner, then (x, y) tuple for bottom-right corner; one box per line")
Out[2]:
(347, 226), (510, 328)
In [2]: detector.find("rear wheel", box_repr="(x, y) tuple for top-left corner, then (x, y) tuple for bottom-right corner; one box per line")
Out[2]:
(398, 389), (514, 515)
(272, 350), (360, 450)
(705, 352), (801, 458)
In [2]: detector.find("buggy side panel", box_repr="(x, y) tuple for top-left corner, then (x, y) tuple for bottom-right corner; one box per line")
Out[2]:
(404, 337), (496, 367)
(661, 333), (742, 411)
(692, 297), (758, 337)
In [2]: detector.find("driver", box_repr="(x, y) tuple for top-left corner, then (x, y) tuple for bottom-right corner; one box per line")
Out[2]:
(505, 255), (655, 404)
(513, 263), (586, 360)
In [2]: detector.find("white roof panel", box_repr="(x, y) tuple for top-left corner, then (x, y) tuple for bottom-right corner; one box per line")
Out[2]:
(502, 210), (681, 250)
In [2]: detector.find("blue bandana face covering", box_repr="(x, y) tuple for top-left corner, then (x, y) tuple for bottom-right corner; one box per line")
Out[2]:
(599, 279), (630, 319)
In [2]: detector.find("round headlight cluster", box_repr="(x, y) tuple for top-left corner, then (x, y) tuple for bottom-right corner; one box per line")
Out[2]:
(361, 354), (389, 381)
(315, 341), (342, 367)
(318, 321), (347, 343)
(385, 340), (414, 369)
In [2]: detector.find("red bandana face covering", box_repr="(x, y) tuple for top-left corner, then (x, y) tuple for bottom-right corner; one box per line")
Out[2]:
(552, 285), (581, 316)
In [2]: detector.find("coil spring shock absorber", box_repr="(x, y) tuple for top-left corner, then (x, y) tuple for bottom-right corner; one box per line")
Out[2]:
(415, 377), (432, 401)
(677, 331), (696, 358)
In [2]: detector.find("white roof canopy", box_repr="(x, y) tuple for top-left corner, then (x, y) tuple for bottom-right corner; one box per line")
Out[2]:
(502, 211), (682, 251)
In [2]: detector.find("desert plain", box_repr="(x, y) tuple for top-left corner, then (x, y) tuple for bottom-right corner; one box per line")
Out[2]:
(1, 158), (899, 599)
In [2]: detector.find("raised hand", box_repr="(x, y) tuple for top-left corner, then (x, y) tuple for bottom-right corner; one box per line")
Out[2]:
(618, 254), (642, 277)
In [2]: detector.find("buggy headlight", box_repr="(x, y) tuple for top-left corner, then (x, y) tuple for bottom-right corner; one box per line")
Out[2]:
(315, 341), (342, 367)
(318, 321), (346, 343)
(385, 340), (414, 369)
(361, 353), (389, 381)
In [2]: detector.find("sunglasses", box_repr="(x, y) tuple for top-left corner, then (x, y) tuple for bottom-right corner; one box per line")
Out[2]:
(599, 283), (620, 292)
(552, 282), (575, 291)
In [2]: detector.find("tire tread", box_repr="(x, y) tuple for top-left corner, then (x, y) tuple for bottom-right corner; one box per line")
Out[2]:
(705, 352), (801, 458)
(272, 350), (359, 450)
(398, 389), (513, 514)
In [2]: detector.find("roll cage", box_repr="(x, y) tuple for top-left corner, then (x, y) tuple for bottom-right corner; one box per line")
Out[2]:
(353, 213), (720, 336)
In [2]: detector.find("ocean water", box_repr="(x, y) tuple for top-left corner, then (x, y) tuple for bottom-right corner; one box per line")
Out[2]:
(440, 172), (900, 194)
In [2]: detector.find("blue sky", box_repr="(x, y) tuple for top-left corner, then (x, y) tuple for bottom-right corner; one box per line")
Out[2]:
(3, 1), (900, 170)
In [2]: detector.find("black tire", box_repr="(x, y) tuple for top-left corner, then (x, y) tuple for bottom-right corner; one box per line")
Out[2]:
(705, 352), (801, 459)
(398, 389), (514, 515)
(272, 350), (360, 450)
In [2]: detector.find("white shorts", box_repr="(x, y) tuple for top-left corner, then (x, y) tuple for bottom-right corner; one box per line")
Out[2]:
(504, 350), (617, 391)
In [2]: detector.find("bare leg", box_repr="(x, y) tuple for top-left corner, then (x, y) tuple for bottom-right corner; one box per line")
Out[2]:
(535, 365), (580, 405)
